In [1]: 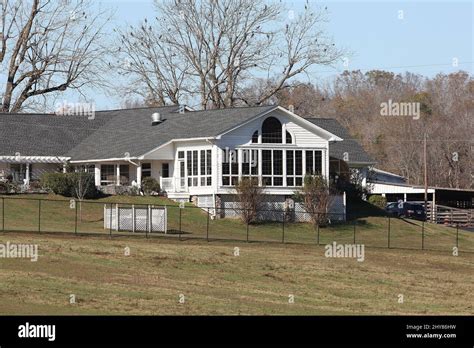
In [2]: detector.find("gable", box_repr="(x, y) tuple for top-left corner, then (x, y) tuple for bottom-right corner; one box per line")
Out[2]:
(215, 108), (340, 148)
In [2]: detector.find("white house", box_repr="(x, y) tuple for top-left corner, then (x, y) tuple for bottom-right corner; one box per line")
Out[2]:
(0, 105), (375, 218)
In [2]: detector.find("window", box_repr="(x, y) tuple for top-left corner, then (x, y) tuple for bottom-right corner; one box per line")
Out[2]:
(185, 149), (211, 187)
(200, 150), (212, 186)
(305, 151), (313, 174)
(286, 150), (303, 186)
(100, 164), (115, 186)
(241, 149), (258, 178)
(178, 151), (184, 159)
(286, 131), (293, 144)
(252, 130), (259, 143)
(162, 163), (169, 178)
(187, 150), (199, 186)
(305, 150), (322, 176)
(119, 164), (129, 185)
(261, 149), (283, 186)
(261, 117), (282, 143)
(222, 149), (238, 186)
(142, 163), (151, 178)
(75, 165), (94, 174)
(220, 148), (323, 188)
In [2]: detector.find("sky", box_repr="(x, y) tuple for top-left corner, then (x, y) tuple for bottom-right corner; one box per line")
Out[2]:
(81, 0), (474, 109)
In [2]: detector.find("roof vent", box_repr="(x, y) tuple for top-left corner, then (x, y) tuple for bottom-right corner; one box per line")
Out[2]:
(151, 112), (162, 125)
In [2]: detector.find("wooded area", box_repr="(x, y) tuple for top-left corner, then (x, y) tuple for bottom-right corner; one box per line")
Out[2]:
(269, 70), (473, 190)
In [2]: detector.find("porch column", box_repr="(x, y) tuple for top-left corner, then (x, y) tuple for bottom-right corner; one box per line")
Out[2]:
(62, 163), (67, 173)
(116, 164), (121, 186)
(136, 163), (142, 187)
(403, 193), (407, 202)
(94, 165), (101, 187)
(25, 164), (30, 185)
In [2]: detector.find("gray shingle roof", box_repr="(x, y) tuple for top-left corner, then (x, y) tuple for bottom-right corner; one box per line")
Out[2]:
(0, 111), (115, 156)
(304, 118), (375, 165)
(66, 105), (276, 160)
(0, 105), (276, 160)
(0, 105), (373, 165)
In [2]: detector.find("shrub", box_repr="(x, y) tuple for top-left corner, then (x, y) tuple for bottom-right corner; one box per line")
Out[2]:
(234, 177), (264, 224)
(41, 172), (97, 198)
(294, 175), (334, 227)
(142, 177), (160, 195)
(41, 173), (72, 196)
(28, 179), (43, 191)
(0, 182), (8, 194)
(368, 195), (387, 209)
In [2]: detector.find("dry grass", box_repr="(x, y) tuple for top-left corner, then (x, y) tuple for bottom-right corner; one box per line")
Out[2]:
(0, 232), (472, 315)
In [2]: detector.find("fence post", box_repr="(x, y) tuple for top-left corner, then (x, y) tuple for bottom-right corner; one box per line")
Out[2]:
(206, 208), (210, 242)
(282, 211), (285, 244)
(388, 216), (391, 249)
(74, 201), (78, 235)
(456, 223), (459, 249)
(353, 216), (356, 244)
(109, 203), (113, 237)
(38, 199), (41, 233)
(1, 197), (4, 232)
(246, 209), (249, 243)
(147, 205), (150, 239)
(421, 220), (425, 250)
(178, 207), (182, 241)
(317, 213), (320, 245)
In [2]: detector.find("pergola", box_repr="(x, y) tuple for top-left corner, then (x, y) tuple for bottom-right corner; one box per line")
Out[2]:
(0, 156), (70, 184)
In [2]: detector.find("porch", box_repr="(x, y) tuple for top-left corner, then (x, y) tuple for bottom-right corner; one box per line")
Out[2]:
(0, 156), (68, 187)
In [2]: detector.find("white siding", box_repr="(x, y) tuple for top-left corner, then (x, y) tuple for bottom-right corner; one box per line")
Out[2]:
(215, 109), (328, 148)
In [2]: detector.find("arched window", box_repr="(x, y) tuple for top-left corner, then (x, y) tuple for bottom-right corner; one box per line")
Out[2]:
(252, 130), (259, 143)
(286, 131), (293, 144)
(261, 117), (282, 143)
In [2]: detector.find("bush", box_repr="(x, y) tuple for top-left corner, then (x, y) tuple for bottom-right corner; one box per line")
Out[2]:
(142, 177), (160, 195)
(234, 177), (264, 224)
(41, 172), (97, 198)
(368, 195), (387, 209)
(41, 173), (72, 196)
(28, 179), (43, 191)
(0, 182), (8, 194)
(294, 175), (334, 227)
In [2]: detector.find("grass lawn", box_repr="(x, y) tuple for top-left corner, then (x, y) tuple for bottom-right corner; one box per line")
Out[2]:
(0, 231), (472, 315)
(0, 194), (473, 253)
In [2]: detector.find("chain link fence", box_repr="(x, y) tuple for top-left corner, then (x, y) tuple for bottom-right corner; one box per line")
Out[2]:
(0, 196), (473, 253)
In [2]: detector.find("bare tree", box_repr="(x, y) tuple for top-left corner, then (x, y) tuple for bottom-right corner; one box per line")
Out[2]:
(71, 170), (95, 222)
(234, 177), (265, 224)
(115, 0), (344, 109)
(0, 0), (112, 112)
(295, 175), (334, 227)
